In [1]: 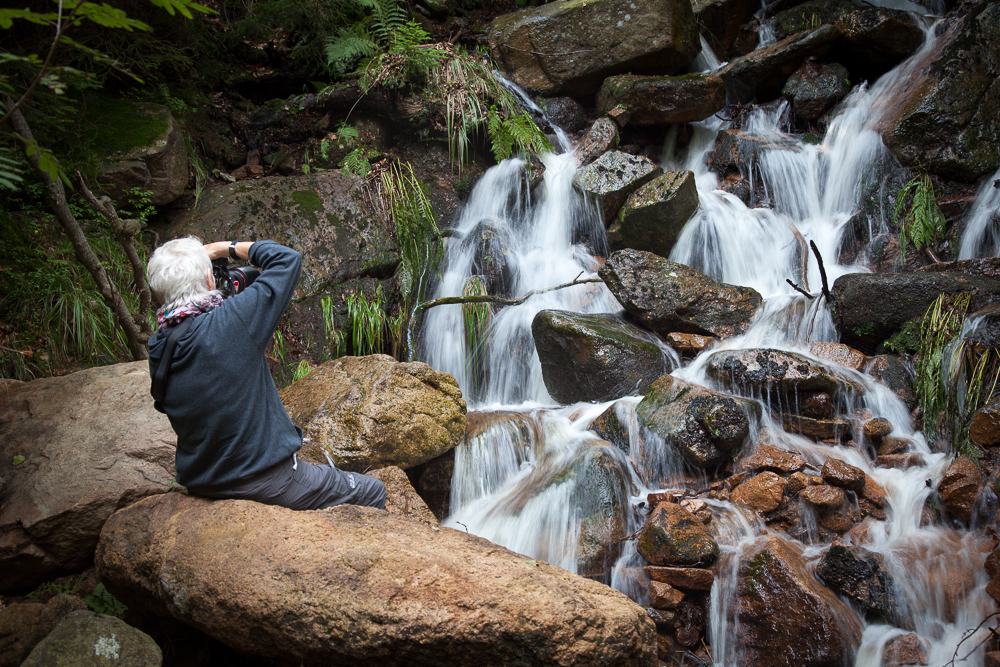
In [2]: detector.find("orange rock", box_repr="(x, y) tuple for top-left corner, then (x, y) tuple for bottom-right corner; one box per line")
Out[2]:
(861, 476), (888, 508)
(878, 436), (912, 456)
(666, 332), (715, 353)
(739, 443), (806, 474)
(649, 581), (685, 610)
(970, 396), (1000, 448)
(986, 546), (1000, 579)
(809, 342), (867, 370)
(801, 484), (846, 509)
(731, 471), (786, 512)
(822, 459), (866, 492)
(876, 453), (925, 469)
(883, 632), (927, 666)
(937, 456), (984, 522)
(644, 566), (715, 591)
(862, 417), (893, 442)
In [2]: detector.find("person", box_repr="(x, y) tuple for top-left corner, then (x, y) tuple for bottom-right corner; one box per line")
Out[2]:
(146, 237), (386, 510)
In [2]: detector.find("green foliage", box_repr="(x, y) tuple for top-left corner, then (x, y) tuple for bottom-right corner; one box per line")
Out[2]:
(272, 329), (289, 365)
(292, 360), (312, 382)
(320, 294), (346, 358)
(325, 0), (407, 75)
(915, 293), (1000, 461)
(359, 21), (448, 90)
(462, 275), (489, 402)
(347, 285), (388, 355)
(379, 162), (442, 308)
(894, 170), (947, 262)
(26, 576), (128, 618)
(883, 319), (921, 354)
(340, 146), (376, 176)
(486, 106), (550, 162)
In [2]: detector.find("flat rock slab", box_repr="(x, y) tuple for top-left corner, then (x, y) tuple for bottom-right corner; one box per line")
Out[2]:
(21, 610), (161, 667)
(596, 74), (726, 125)
(574, 152), (663, 225)
(706, 348), (863, 397)
(600, 249), (762, 338)
(488, 0), (699, 96)
(0, 362), (176, 595)
(96, 493), (657, 667)
(610, 171), (699, 258)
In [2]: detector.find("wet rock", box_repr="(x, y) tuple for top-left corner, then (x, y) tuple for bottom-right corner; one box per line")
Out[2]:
(674, 599), (706, 648)
(717, 25), (841, 102)
(707, 348), (862, 397)
(878, 436), (912, 456)
(772, 0), (854, 40)
(783, 414), (852, 440)
(801, 484), (846, 509)
(709, 129), (800, 183)
(861, 476), (888, 509)
(405, 449), (454, 522)
(369, 466), (438, 527)
(574, 152), (663, 224)
(644, 566), (714, 592)
(883, 633), (928, 666)
(732, 471), (786, 512)
(822, 459), (866, 492)
(736, 535), (862, 667)
(644, 607), (677, 629)
(462, 218), (520, 299)
(666, 332), (714, 354)
(576, 117), (620, 167)
(280, 355), (467, 472)
(786, 471), (819, 496)
(809, 342), (867, 371)
(649, 581), (685, 610)
(608, 171), (699, 258)
(590, 405), (631, 453)
(636, 375), (761, 469)
(596, 74), (726, 126)
(863, 418), (893, 442)
(0, 595), (88, 667)
(0, 362), (176, 595)
(835, 6), (924, 75)
(865, 355), (917, 410)
(575, 444), (638, 579)
(488, 0), (700, 96)
(21, 610), (161, 667)
(800, 392), (835, 419)
(98, 104), (187, 206)
(532, 310), (676, 404)
(97, 493), (656, 666)
(987, 546), (1000, 578)
(876, 453), (926, 470)
(538, 96), (589, 133)
(600, 249), (763, 338)
(818, 502), (861, 533)
(831, 272), (1000, 353)
(971, 395), (1000, 448)
(937, 455), (984, 522)
(637, 502), (720, 567)
(166, 172), (400, 300)
(783, 59), (850, 121)
(816, 544), (908, 628)
(694, 0), (759, 59)
(739, 443), (806, 475)
(918, 257), (1000, 282)
(879, 1), (1000, 180)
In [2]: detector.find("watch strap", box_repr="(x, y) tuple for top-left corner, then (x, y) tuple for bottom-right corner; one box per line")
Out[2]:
(229, 240), (239, 260)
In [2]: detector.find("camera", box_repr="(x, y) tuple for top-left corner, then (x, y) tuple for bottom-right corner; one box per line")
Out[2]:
(212, 257), (260, 298)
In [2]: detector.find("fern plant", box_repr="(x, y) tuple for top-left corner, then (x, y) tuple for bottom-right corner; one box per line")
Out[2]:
(894, 170), (946, 263)
(325, 0), (408, 75)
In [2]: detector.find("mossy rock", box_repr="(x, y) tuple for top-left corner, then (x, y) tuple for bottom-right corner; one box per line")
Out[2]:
(637, 502), (719, 567)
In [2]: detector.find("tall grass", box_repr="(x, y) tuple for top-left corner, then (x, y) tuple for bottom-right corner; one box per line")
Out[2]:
(347, 285), (389, 355)
(462, 275), (490, 402)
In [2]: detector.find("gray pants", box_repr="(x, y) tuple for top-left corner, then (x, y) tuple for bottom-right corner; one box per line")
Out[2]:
(193, 455), (386, 510)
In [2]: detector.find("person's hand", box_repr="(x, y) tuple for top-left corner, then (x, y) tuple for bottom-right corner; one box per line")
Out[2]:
(204, 241), (254, 261)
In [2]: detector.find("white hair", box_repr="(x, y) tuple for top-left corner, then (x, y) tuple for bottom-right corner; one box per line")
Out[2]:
(147, 236), (212, 309)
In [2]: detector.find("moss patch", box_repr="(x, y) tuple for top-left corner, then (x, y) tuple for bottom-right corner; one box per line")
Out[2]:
(883, 319), (922, 354)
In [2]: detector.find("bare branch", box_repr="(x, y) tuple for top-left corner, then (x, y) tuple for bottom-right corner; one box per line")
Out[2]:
(412, 275), (603, 317)
(810, 240), (832, 301)
(786, 279), (815, 299)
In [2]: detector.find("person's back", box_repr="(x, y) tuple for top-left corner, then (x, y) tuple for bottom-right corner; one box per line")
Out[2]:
(146, 238), (385, 509)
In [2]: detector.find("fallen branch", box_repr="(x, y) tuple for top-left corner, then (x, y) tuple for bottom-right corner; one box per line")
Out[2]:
(786, 279), (815, 299)
(810, 240), (832, 301)
(943, 611), (1000, 667)
(411, 272), (603, 318)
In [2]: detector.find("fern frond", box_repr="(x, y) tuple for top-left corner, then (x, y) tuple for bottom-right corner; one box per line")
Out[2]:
(325, 28), (379, 71)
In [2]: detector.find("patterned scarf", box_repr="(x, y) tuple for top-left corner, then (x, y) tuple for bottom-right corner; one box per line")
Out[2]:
(156, 291), (224, 330)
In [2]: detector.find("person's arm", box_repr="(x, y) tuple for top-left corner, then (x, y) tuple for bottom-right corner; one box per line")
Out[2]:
(208, 240), (302, 351)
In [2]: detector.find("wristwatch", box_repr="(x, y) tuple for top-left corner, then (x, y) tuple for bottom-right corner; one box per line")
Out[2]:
(229, 240), (239, 260)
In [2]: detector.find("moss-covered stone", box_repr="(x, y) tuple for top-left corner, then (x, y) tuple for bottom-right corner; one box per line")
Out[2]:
(637, 502), (719, 567)
(611, 170), (699, 257)
(573, 151), (663, 224)
(773, 0), (854, 40)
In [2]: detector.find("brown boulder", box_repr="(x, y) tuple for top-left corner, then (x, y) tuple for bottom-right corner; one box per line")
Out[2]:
(801, 485), (846, 509)
(883, 633), (927, 666)
(821, 459), (866, 492)
(707, 348), (863, 397)
(596, 74), (726, 125)
(877, 453), (925, 470)
(637, 503), (719, 567)
(809, 342), (867, 371)
(0, 595), (87, 667)
(644, 566), (714, 592)
(783, 415), (852, 440)
(648, 581), (684, 610)
(577, 116), (620, 167)
(280, 355), (467, 472)
(736, 535), (861, 667)
(863, 418), (894, 442)
(861, 476), (888, 509)
(405, 449), (454, 521)
(878, 436), (912, 456)
(986, 546), (1000, 578)
(665, 332), (714, 354)
(96, 493), (657, 666)
(970, 395), (1000, 448)
(786, 471), (822, 496)
(0, 362), (177, 595)
(369, 466), (438, 527)
(732, 472), (786, 513)
(98, 104), (188, 206)
(937, 456), (984, 522)
(739, 444), (806, 475)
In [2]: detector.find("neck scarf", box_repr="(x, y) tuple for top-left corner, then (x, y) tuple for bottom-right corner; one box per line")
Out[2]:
(156, 291), (224, 330)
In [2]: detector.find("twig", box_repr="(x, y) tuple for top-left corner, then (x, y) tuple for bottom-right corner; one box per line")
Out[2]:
(943, 611), (1000, 667)
(926, 247), (942, 263)
(786, 279), (815, 299)
(499, 44), (594, 57)
(411, 273), (603, 317)
(456, 521), (468, 533)
(810, 241), (832, 301)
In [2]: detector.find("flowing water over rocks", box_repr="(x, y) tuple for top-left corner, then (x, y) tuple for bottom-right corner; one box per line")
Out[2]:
(418, 12), (998, 666)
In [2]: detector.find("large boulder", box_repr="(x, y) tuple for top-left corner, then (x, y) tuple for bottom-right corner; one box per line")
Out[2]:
(98, 103), (188, 206)
(937, 456), (984, 523)
(96, 493), (657, 666)
(782, 60), (850, 121)
(488, 0), (699, 97)
(736, 535), (862, 667)
(830, 271), (1000, 353)
(717, 25), (840, 102)
(0, 595), (87, 667)
(368, 466), (439, 527)
(834, 7), (925, 72)
(20, 610), (161, 667)
(878, 1), (1000, 181)
(600, 249), (763, 338)
(693, 0), (759, 59)
(636, 375), (761, 469)
(166, 172), (400, 300)
(596, 75), (726, 126)
(637, 502), (719, 567)
(531, 310), (676, 404)
(280, 355), (467, 472)
(0, 362), (176, 595)
(772, 0), (854, 41)
(573, 444), (638, 579)
(971, 395), (1000, 449)
(816, 544), (908, 628)
(574, 152), (663, 225)
(608, 171), (699, 257)
(705, 348), (863, 399)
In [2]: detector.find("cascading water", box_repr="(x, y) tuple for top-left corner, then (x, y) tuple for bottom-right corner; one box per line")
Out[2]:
(417, 10), (995, 665)
(957, 168), (1000, 260)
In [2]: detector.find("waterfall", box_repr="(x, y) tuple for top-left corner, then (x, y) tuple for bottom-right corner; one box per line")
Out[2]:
(957, 168), (1000, 260)
(417, 19), (994, 667)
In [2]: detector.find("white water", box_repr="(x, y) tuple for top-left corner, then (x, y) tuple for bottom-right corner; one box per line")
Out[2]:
(958, 168), (1000, 260)
(419, 22), (994, 667)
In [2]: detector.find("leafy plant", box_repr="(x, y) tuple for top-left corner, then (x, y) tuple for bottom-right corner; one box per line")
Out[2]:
(26, 576), (127, 618)
(272, 329), (289, 365)
(462, 275), (490, 402)
(320, 294), (346, 358)
(894, 170), (947, 262)
(359, 20), (448, 91)
(340, 146), (376, 176)
(292, 360), (312, 382)
(325, 0), (408, 75)
(347, 285), (388, 355)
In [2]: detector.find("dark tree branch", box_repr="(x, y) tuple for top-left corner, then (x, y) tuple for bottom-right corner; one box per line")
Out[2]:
(412, 272), (603, 318)
(8, 102), (147, 360)
(786, 279), (815, 299)
(810, 240), (832, 301)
